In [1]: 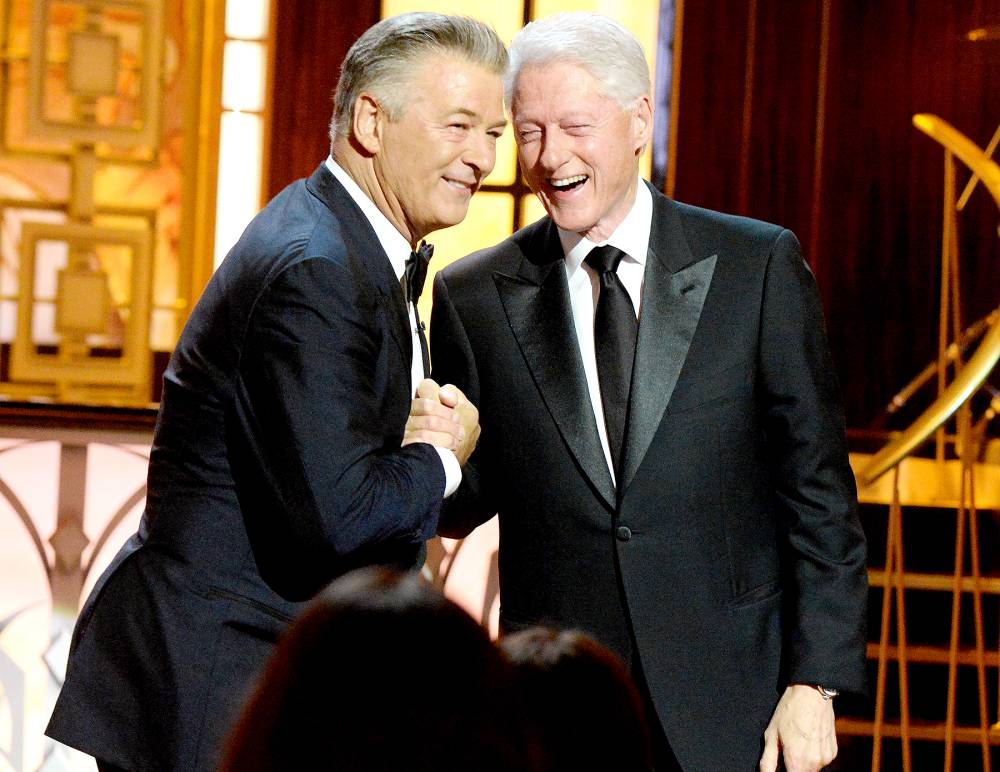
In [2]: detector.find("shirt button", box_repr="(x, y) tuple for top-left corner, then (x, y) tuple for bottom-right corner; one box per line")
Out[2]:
(616, 525), (632, 542)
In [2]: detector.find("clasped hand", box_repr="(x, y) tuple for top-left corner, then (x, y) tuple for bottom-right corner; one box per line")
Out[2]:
(403, 378), (481, 466)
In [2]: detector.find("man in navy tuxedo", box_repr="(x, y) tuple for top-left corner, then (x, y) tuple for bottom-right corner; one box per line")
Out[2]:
(426, 12), (867, 772)
(47, 13), (506, 771)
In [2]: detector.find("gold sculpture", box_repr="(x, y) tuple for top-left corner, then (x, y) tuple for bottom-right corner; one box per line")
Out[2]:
(862, 115), (1000, 486)
(848, 114), (1000, 772)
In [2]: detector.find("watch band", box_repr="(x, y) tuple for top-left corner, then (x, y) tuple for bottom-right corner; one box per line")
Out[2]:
(816, 685), (839, 700)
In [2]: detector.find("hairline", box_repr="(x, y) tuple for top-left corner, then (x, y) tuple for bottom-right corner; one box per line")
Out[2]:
(504, 13), (650, 111)
(330, 14), (507, 142)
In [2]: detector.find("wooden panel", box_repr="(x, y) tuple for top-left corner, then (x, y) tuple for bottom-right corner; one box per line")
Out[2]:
(672, 0), (756, 218)
(267, 1), (380, 200)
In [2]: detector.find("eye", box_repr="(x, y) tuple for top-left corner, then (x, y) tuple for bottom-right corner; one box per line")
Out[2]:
(448, 121), (471, 131)
(518, 128), (541, 143)
(487, 128), (504, 140)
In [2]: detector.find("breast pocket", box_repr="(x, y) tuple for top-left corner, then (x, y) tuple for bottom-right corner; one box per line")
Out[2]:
(665, 359), (751, 415)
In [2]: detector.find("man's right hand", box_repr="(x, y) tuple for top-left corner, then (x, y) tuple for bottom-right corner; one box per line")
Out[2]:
(403, 378), (463, 450)
(402, 379), (480, 466)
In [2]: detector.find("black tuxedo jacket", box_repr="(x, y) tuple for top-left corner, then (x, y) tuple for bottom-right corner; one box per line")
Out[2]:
(430, 184), (867, 772)
(46, 165), (444, 771)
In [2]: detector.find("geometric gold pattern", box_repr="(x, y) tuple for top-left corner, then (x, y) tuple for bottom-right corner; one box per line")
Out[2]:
(68, 31), (120, 97)
(11, 221), (152, 398)
(27, 0), (163, 147)
(56, 267), (112, 333)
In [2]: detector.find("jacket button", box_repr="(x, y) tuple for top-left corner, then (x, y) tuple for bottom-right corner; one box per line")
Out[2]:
(616, 525), (632, 542)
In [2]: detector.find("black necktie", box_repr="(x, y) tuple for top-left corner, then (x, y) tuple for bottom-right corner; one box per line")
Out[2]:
(585, 245), (637, 478)
(404, 241), (433, 376)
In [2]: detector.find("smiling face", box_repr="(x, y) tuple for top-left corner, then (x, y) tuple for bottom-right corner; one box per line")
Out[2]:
(372, 54), (506, 243)
(511, 61), (652, 242)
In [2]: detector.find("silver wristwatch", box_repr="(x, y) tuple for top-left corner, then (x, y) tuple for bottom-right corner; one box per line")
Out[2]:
(815, 685), (839, 701)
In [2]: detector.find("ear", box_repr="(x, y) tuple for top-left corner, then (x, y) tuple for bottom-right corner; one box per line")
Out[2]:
(631, 95), (653, 155)
(351, 93), (383, 155)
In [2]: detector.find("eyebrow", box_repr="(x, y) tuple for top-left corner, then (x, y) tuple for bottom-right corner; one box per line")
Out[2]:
(513, 113), (597, 126)
(449, 107), (507, 127)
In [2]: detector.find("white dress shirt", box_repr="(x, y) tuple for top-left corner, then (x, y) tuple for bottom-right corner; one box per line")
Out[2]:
(558, 178), (653, 482)
(325, 157), (461, 496)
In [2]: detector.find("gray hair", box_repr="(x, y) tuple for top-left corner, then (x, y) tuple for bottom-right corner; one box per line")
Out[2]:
(330, 13), (507, 140)
(505, 12), (650, 109)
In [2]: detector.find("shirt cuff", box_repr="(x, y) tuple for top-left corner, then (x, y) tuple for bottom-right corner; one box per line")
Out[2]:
(434, 447), (463, 498)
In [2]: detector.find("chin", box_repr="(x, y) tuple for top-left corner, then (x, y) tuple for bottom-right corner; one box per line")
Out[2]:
(543, 200), (594, 232)
(430, 211), (468, 233)
(549, 212), (595, 234)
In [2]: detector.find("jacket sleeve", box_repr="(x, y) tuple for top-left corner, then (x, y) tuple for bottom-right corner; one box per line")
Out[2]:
(429, 269), (499, 539)
(758, 228), (868, 696)
(231, 255), (444, 599)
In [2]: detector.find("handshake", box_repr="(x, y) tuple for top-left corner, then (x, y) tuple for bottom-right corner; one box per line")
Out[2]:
(403, 378), (481, 466)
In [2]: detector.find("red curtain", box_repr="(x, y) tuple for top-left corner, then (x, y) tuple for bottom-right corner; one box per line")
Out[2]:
(267, 1), (380, 201)
(672, 1), (1000, 426)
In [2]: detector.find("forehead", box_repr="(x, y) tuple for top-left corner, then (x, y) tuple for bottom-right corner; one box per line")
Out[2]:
(510, 61), (614, 120)
(403, 53), (504, 116)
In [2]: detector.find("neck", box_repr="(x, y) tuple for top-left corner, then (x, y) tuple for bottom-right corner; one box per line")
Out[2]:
(332, 137), (419, 248)
(579, 174), (640, 243)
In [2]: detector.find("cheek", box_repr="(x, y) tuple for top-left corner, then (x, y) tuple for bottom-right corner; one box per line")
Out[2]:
(517, 145), (539, 169)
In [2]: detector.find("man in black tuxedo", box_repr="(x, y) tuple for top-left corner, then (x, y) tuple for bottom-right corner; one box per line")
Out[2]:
(426, 12), (867, 772)
(46, 13), (506, 771)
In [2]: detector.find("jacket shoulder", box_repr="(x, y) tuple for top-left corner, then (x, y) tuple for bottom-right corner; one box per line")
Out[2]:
(439, 217), (551, 284)
(668, 195), (793, 256)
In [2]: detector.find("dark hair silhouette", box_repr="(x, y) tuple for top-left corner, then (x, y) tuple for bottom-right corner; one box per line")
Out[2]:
(499, 627), (653, 772)
(222, 567), (534, 771)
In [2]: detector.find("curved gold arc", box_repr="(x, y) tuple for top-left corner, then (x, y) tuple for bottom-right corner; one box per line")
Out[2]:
(862, 322), (1000, 484)
(861, 115), (1000, 485)
(912, 114), (1000, 208)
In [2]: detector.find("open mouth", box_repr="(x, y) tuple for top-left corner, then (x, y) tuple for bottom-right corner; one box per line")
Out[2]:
(550, 174), (588, 192)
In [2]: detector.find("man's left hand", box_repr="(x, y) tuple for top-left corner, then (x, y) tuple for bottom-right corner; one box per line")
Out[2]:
(759, 684), (837, 772)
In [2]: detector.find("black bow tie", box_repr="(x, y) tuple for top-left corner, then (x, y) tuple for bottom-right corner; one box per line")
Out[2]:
(404, 241), (433, 304)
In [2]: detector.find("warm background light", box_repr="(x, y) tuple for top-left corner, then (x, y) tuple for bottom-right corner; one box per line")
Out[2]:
(385, 0), (660, 328)
(382, 0), (660, 628)
(213, 0), (271, 269)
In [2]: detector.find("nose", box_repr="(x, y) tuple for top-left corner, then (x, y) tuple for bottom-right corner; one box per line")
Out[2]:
(537, 131), (568, 173)
(463, 130), (496, 180)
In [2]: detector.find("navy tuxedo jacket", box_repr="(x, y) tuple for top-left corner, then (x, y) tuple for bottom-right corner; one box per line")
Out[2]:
(47, 165), (444, 771)
(430, 183), (868, 772)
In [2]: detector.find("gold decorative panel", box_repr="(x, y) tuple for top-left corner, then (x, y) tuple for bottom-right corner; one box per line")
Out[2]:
(26, 0), (163, 148)
(0, 0), (222, 405)
(11, 220), (151, 400)
(67, 31), (119, 96)
(56, 266), (111, 332)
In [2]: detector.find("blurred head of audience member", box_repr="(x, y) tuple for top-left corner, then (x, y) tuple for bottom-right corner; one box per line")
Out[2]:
(222, 567), (534, 771)
(499, 627), (653, 772)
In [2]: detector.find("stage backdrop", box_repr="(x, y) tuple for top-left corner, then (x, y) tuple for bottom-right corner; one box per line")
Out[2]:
(670, 0), (999, 428)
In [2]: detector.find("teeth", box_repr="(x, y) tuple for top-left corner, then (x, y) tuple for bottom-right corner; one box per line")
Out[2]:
(551, 174), (587, 189)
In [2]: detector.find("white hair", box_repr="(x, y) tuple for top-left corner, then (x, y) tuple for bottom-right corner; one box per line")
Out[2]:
(505, 12), (651, 109)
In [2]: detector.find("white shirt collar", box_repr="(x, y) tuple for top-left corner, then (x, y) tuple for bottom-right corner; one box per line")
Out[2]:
(325, 156), (411, 280)
(558, 177), (652, 277)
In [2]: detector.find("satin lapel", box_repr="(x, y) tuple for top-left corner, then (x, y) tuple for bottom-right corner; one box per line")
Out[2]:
(305, 165), (411, 363)
(620, 188), (718, 492)
(494, 223), (616, 509)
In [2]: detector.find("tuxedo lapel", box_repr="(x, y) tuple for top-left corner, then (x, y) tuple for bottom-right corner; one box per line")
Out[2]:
(620, 188), (717, 492)
(494, 223), (616, 510)
(305, 165), (411, 364)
